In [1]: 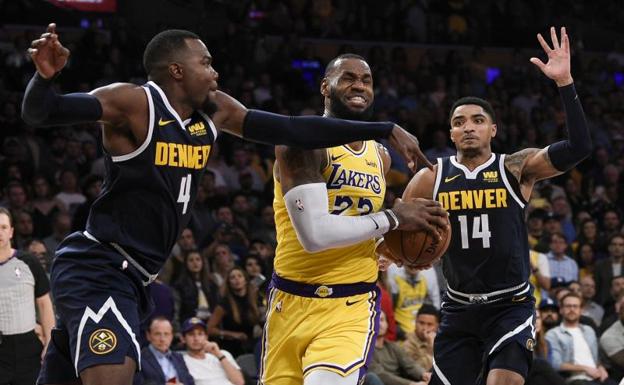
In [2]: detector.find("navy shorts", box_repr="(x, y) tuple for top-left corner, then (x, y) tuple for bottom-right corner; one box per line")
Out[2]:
(38, 232), (152, 384)
(430, 293), (536, 385)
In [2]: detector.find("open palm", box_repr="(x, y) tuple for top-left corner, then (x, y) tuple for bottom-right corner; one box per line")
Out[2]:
(530, 26), (573, 86)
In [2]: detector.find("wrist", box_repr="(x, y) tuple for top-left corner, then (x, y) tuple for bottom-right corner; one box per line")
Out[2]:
(384, 209), (399, 231)
(217, 354), (226, 361)
(555, 76), (573, 87)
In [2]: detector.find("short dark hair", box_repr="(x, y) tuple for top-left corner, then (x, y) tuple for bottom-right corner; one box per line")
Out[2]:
(550, 232), (567, 243)
(609, 234), (624, 246)
(148, 316), (172, 332)
(143, 29), (200, 75)
(560, 292), (582, 306)
(449, 96), (496, 124)
(417, 304), (440, 321)
(324, 53), (367, 77)
(0, 207), (13, 227)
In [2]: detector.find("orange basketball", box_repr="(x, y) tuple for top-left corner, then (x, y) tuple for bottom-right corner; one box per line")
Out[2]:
(383, 216), (451, 268)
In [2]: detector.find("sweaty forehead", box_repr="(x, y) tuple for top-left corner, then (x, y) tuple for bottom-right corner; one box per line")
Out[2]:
(330, 58), (371, 77)
(452, 104), (489, 120)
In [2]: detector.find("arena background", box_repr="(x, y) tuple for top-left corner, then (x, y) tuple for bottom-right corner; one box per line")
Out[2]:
(1, 1), (623, 384)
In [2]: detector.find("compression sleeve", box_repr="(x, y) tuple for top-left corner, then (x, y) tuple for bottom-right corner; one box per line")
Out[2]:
(284, 183), (391, 253)
(546, 83), (592, 171)
(21, 72), (103, 126)
(242, 109), (394, 149)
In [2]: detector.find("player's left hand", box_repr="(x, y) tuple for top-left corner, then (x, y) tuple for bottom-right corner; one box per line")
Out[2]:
(530, 26), (573, 87)
(388, 124), (433, 173)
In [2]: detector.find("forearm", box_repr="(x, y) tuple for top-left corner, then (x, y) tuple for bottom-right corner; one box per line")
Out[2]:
(546, 83), (592, 171)
(243, 110), (394, 149)
(37, 296), (55, 344)
(559, 362), (591, 373)
(220, 359), (244, 385)
(284, 183), (396, 252)
(377, 372), (414, 385)
(22, 72), (102, 126)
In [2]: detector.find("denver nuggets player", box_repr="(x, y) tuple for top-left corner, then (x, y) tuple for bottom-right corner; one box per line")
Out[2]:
(22, 25), (432, 385)
(260, 54), (449, 385)
(405, 27), (591, 385)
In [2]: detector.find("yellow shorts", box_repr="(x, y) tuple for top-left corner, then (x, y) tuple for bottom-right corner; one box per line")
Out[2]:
(258, 281), (380, 385)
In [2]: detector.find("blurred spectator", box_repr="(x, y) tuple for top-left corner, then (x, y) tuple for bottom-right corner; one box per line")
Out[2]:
(54, 169), (85, 215)
(603, 210), (622, 242)
(42, 212), (72, 254)
(547, 232), (579, 288)
(25, 239), (50, 275)
(599, 277), (624, 333)
(207, 267), (261, 357)
(377, 270), (398, 342)
(530, 249), (552, 305)
(424, 130), (455, 163)
(181, 318), (244, 385)
(577, 243), (597, 280)
(594, 235), (624, 306)
(223, 148), (264, 192)
(599, 295), (624, 382)
(13, 209), (34, 250)
(0, 207), (54, 385)
(2, 181), (29, 212)
(545, 293), (612, 384)
(248, 205), (276, 248)
(210, 243), (236, 288)
(136, 317), (195, 385)
(243, 254), (266, 289)
(389, 265), (428, 339)
(580, 276), (604, 328)
(551, 196), (576, 243)
(403, 304), (439, 371)
(539, 298), (561, 333)
(30, 175), (66, 238)
(162, 228), (198, 284)
(576, 219), (607, 258)
(174, 251), (220, 323)
(526, 310), (566, 385)
(369, 311), (429, 385)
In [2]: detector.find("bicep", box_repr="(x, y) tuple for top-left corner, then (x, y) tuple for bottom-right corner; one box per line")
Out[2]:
(275, 146), (325, 194)
(211, 91), (247, 137)
(516, 147), (563, 183)
(376, 143), (392, 176)
(90, 83), (146, 128)
(402, 166), (437, 200)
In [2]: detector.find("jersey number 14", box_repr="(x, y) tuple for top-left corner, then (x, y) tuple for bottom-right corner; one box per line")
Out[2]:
(458, 214), (492, 249)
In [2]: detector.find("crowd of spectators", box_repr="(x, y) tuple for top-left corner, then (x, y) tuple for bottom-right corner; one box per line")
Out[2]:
(1, 1), (624, 384)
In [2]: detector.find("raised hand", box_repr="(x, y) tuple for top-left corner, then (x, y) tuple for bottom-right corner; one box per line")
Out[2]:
(530, 26), (573, 87)
(28, 23), (70, 79)
(388, 125), (433, 173)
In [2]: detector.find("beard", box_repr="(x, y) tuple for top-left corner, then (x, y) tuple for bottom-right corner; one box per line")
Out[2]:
(328, 88), (374, 121)
(202, 98), (218, 117)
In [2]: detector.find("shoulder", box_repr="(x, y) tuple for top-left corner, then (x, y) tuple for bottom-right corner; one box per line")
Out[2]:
(403, 164), (438, 200)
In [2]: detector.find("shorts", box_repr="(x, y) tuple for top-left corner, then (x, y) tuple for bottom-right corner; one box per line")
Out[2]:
(258, 275), (380, 385)
(37, 232), (151, 384)
(431, 292), (535, 385)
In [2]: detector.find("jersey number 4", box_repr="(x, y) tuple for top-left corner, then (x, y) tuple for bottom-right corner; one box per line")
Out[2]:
(178, 174), (192, 214)
(458, 214), (492, 249)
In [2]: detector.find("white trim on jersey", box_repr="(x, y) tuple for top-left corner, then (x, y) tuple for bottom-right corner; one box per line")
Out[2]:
(147, 81), (186, 130)
(449, 153), (496, 179)
(74, 296), (141, 376)
(498, 154), (526, 209)
(488, 314), (534, 355)
(432, 157), (443, 200)
(432, 357), (452, 385)
(111, 86), (155, 163)
(197, 110), (219, 141)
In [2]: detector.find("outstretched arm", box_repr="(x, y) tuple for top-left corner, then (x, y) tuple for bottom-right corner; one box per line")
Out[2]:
(506, 27), (591, 192)
(212, 91), (432, 172)
(276, 146), (446, 253)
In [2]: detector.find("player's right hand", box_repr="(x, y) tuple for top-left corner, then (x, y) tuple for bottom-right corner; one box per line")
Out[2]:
(388, 125), (433, 173)
(28, 23), (70, 79)
(391, 198), (449, 238)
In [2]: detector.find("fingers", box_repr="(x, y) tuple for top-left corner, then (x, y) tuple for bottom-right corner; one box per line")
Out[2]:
(47, 23), (56, 34)
(536, 33), (552, 54)
(562, 26), (570, 54)
(550, 26), (560, 50)
(414, 147), (434, 170)
(529, 57), (546, 71)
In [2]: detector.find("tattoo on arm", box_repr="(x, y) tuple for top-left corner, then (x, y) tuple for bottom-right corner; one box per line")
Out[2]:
(504, 148), (540, 181)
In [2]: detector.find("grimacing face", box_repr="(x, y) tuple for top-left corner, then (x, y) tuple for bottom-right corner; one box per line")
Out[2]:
(321, 58), (374, 121)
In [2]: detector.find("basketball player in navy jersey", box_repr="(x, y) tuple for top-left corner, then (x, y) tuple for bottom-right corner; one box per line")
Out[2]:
(22, 24), (433, 385)
(402, 27), (591, 385)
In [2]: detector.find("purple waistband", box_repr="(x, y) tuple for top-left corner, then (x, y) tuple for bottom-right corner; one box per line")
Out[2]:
(270, 273), (376, 298)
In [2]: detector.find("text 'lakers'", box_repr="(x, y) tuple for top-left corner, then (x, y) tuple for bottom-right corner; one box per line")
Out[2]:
(154, 142), (211, 169)
(326, 164), (382, 193)
(438, 188), (508, 211)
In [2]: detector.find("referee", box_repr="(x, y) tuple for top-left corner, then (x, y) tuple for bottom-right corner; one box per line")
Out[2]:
(0, 207), (54, 385)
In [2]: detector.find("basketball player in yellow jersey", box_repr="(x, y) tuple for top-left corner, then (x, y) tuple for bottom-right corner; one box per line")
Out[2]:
(259, 54), (449, 385)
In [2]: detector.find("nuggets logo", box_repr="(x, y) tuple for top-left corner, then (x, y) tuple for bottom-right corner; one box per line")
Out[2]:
(314, 285), (333, 298)
(89, 329), (117, 355)
(187, 121), (207, 136)
(482, 171), (498, 183)
(526, 338), (535, 351)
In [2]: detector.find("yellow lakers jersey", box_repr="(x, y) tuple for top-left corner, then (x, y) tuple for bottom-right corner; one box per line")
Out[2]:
(529, 250), (542, 307)
(393, 274), (428, 333)
(273, 141), (386, 284)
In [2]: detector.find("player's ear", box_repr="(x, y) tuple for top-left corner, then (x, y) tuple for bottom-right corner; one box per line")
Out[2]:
(491, 124), (497, 138)
(320, 78), (329, 97)
(168, 63), (183, 80)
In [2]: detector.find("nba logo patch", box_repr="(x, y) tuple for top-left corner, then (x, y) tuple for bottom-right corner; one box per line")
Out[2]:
(89, 329), (117, 355)
(14, 267), (21, 278)
(295, 199), (304, 211)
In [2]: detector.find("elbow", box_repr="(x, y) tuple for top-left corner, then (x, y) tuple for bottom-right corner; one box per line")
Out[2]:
(234, 377), (244, 385)
(298, 234), (325, 253)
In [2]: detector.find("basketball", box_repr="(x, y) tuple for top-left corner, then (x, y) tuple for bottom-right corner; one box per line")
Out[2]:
(383, 216), (451, 267)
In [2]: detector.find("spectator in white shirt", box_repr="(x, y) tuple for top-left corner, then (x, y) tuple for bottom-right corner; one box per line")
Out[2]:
(181, 317), (244, 385)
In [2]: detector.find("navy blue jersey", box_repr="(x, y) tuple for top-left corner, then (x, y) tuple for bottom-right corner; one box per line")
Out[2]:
(433, 153), (529, 293)
(86, 81), (217, 273)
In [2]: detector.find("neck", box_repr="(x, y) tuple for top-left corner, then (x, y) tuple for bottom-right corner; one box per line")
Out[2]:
(553, 252), (565, 259)
(456, 149), (492, 170)
(159, 82), (194, 120)
(613, 256), (623, 263)
(188, 350), (206, 360)
(0, 246), (14, 262)
(375, 337), (385, 348)
(563, 320), (579, 328)
(233, 287), (246, 296)
(152, 344), (169, 354)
